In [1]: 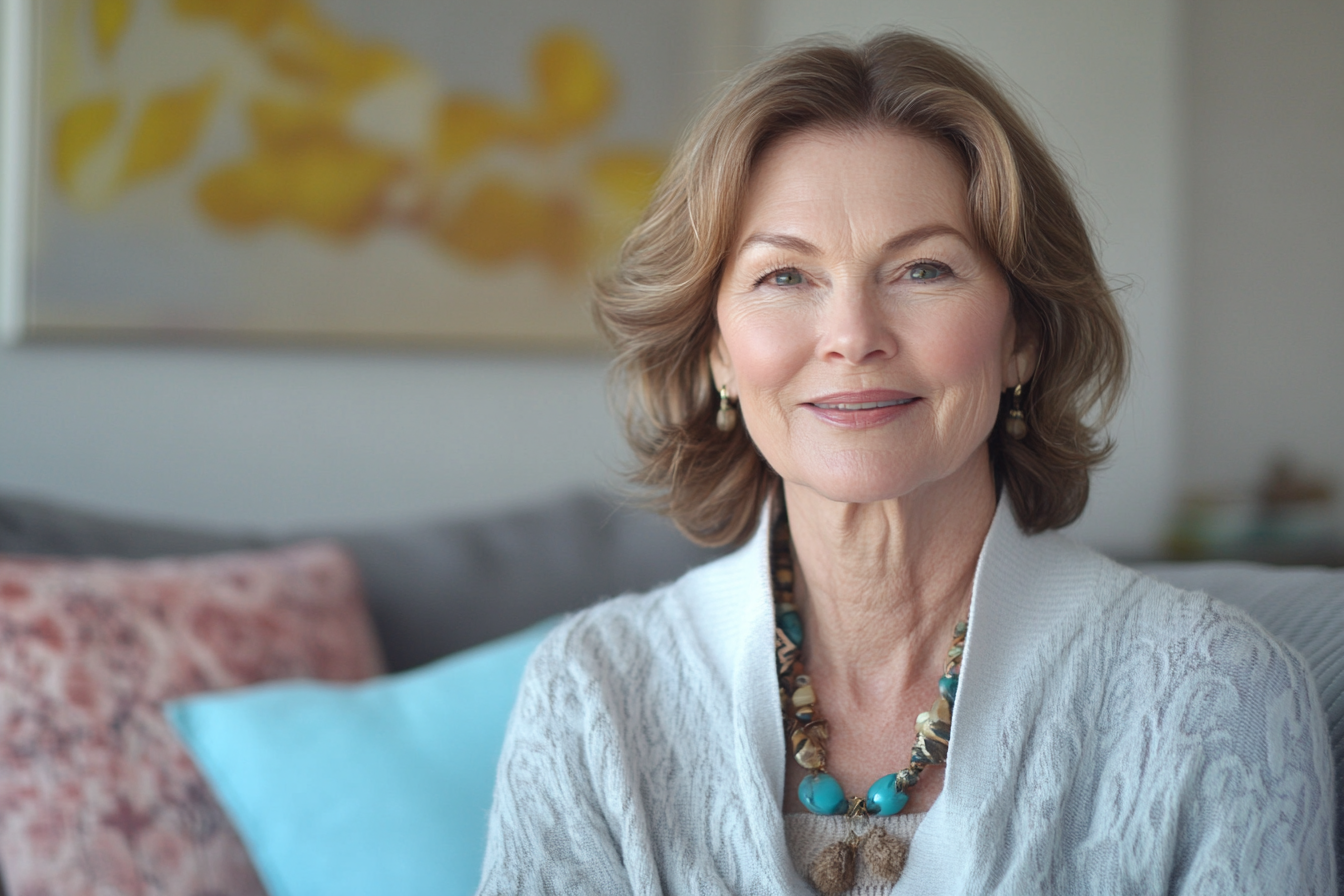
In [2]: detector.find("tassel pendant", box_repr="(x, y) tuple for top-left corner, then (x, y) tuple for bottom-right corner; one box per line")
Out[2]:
(808, 839), (857, 896)
(860, 828), (909, 883)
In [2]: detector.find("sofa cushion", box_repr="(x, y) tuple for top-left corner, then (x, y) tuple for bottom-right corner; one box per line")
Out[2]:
(166, 617), (559, 896)
(0, 542), (384, 896)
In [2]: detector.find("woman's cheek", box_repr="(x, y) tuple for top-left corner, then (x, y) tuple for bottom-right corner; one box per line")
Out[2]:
(725, 308), (813, 396)
(912, 296), (1010, 384)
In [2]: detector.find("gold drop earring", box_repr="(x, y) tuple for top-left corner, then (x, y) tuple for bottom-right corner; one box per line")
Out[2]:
(1006, 384), (1026, 439)
(716, 386), (737, 432)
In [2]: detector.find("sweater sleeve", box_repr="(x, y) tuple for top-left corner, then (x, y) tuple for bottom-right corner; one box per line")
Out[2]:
(475, 619), (639, 896)
(1167, 611), (1337, 896)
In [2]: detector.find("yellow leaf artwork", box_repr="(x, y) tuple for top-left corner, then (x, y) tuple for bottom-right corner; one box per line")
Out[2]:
(48, 0), (664, 280)
(171, 0), (286, 40)
(32, 0), (697, 345)
(91, 0), (134, 59)
(120, 74), (220, 187)
(53, 95), (119, 192)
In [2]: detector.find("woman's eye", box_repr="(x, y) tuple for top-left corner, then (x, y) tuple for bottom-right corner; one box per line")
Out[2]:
(908, 262), (948, 281)
(770, 269), (804, 286)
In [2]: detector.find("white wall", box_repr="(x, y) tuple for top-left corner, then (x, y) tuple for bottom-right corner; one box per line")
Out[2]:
(754, 0), (1185, 555)
(1184, 0), (1344, 519)
(0, 345), (622, 530)
(0, 0), (1186, 554)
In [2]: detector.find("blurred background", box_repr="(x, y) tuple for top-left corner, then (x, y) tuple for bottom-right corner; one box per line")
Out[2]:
(0, 0), (1340, 563)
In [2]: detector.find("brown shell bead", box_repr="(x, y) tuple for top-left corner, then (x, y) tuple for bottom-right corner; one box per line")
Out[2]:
(920, 718), (951, 746)
(795, 738), (825, 769)
(911, 733), (948, 766)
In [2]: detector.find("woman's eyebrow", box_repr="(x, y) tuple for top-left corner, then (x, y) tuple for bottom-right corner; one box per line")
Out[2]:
(737, 232), (819, 255)
(737, 225), (970, 257)
(881, 224), (968, 253)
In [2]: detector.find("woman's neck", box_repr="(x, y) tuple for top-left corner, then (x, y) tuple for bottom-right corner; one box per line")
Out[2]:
(782, 451), (996, 705)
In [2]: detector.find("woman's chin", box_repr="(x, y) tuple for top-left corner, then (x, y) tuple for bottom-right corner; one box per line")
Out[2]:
(781, 449), (993, 509)
(783, 474), (927, 508)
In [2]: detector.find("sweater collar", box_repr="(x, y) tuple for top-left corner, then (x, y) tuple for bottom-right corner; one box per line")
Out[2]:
(699, 493), (1098, 890)
(896, 498), (1100, 892)
(722, 495), (1094, 797)
(716, 493), (1037, 809)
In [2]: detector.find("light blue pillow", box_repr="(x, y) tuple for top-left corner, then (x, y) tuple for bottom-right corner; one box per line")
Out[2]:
(165, 617), (560, 896)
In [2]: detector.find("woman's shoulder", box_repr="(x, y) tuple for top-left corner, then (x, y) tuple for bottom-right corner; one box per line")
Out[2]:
(1067, 552), (1320, 719)
(1103, 555), (1300, 654)
(1007, 531), (1317, 708)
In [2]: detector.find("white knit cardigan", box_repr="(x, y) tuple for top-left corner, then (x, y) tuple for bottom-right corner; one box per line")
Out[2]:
(478, 499), (1337, 895)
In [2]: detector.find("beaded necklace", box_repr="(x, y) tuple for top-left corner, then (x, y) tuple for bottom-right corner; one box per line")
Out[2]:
(771, 513), (967, 894)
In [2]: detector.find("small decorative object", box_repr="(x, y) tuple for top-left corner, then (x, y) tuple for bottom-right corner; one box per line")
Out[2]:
(771, 513), (966, 892)
(1165, 454), (1340, 563)
(860, 826), (910, 880)
(810, 836), (858, 896)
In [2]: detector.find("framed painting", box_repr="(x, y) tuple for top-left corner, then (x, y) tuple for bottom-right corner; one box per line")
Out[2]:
(0, 0), (748, 348)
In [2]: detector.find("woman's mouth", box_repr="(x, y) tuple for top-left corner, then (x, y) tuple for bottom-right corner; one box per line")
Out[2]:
(812, 399), (916, 410)
(805, 392), (920, 429)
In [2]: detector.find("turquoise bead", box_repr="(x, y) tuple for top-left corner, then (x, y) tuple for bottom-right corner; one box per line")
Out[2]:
(799, 773), (847, 815)
(865, 773), (909, 816)
(778, 610), (804, 647)
(938, 674), (959, 704)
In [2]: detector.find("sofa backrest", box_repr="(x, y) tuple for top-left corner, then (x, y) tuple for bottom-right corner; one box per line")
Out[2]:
(0, 490), (725, 671)
(334, 494), (725, 669)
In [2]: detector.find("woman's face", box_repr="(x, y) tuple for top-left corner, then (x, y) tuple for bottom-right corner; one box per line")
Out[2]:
(712, 127), (1032, 506)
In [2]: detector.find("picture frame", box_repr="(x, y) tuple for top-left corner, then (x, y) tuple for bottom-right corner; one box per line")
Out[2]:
(0, 0), (749, 349)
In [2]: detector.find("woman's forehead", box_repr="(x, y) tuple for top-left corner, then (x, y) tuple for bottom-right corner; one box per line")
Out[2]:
(732, 128), (977, 254)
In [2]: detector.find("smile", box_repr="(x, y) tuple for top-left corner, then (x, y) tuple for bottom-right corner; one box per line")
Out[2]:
(804, 393), (921, 430)
(812, 399), (915, 410)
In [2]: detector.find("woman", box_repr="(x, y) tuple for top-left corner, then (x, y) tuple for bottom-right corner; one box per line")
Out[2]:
(478, 31), (1334, 895)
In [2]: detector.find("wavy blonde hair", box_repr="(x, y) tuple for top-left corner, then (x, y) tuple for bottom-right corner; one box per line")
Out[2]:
(594, 30), (1128, 547)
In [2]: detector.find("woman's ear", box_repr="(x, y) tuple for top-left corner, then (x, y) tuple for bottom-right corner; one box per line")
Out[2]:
(709, 330), (735, 395)
(1009, 340), (1038, 387)
(1001, 312), (1038, 388)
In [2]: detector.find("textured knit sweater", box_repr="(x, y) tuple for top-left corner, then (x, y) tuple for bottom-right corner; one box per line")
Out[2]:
(478, 499), (1337, 895)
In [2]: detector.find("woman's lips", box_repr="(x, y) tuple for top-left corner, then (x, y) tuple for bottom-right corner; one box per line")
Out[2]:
(804, 391), (920, 428)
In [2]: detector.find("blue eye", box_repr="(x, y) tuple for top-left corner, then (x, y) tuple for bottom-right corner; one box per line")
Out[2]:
(909, 263), (947, 281)
(771, 270), (804, 286)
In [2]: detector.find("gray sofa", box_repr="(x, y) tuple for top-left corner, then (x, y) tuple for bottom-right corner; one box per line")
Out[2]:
(0, 490), (725, 672)
(0, 490), (1339, 888)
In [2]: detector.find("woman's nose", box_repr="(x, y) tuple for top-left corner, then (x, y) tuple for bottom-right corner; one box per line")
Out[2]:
(816, 280), (897, 364)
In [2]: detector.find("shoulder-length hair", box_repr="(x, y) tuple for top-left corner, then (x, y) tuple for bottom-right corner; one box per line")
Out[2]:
(594, 30), (1128, 547)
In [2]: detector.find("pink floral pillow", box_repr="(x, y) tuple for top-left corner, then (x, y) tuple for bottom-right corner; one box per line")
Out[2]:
(0, 542), (385, 896)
